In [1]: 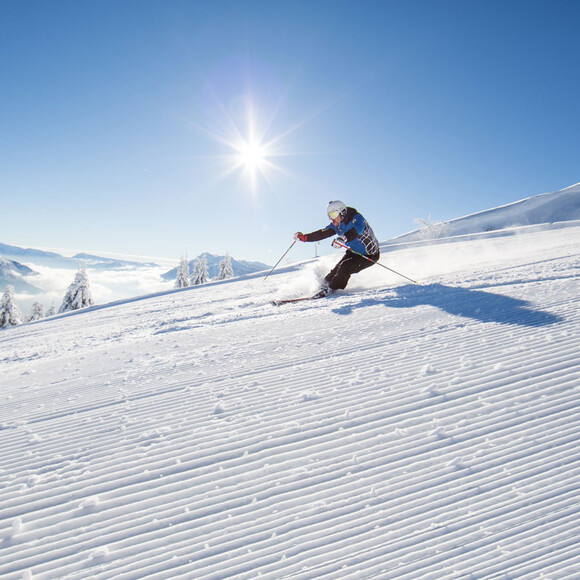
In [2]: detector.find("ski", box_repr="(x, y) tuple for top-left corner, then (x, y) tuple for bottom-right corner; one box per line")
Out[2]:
(271, 294), (328, 306)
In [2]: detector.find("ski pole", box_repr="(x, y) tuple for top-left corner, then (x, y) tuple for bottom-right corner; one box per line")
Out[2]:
(263, 239), (297, 282)
(334, 241), (418, 284)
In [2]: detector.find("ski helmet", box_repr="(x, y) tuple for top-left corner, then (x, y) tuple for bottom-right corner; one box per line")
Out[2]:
(327, 200), (347, 220)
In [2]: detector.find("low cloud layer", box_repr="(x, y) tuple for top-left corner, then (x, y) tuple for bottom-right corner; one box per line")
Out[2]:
(14, 265), (173, 316)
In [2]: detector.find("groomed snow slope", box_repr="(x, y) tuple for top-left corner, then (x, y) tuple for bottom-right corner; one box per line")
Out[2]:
(1, 224), (580, 579)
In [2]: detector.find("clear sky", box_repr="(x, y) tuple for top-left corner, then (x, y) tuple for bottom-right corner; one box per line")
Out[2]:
(1, 0), (579, 266)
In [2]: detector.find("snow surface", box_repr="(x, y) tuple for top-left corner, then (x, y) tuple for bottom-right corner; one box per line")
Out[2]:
(1, 223), (580, 579)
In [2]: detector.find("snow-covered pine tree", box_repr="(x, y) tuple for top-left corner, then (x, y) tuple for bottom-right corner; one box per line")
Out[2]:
(46, 303), (56, 317)
(0, 286), (23, 328)
(191, 255), (209, 285)
(175, 256), (190, 288)
(217, 253), (234, 280)
(59, 268), (94, 313)
(28, 301), (45, 322)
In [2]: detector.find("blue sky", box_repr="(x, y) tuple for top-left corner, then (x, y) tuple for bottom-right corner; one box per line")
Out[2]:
(1, 0), (579, 266)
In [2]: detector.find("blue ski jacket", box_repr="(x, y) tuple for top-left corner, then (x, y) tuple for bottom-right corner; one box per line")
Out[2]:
(303, 207), (380, 257)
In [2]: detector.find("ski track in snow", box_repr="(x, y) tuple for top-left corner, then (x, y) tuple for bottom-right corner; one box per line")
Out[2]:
(1, 224), (580, 579)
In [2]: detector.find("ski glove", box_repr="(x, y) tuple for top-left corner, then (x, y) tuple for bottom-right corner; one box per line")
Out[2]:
(332, 236), (346, 249)
(294, 232), (308, 242)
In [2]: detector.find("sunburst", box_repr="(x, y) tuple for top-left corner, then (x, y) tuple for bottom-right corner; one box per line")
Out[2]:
(231, 136), (274, 192)
(189, 66), (347, 198)
(214, 104), (285, 197)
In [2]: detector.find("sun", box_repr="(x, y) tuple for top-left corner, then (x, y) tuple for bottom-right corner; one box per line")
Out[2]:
(191, 77), (332, 197)
(190, 57), (351, 199)
(236, 139), (268, 171)
(219, 114), (281, 195)
(231, 136), (276, 194)
(188, 104), (281, 197)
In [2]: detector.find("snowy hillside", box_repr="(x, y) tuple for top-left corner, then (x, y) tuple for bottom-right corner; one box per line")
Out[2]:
(1, 222), (579, 579)
(395, 181), (580, 242)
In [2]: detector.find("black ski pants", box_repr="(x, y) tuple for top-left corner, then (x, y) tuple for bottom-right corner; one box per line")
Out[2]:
(324, 251), (379, 291)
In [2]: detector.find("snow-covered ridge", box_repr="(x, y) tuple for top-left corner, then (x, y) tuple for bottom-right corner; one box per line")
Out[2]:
(1, 222), (579, 579)
(395, 181), (580, 242)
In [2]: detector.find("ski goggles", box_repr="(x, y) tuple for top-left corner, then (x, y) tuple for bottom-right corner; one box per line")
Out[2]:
(328, 209), (341, 219)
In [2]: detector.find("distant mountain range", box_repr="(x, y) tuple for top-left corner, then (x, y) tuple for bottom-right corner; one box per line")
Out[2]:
(0, 243), (161, 270)
(0, 256), (42, 294)
(162, 252), (271, 281)
(72, 253), (160, 270)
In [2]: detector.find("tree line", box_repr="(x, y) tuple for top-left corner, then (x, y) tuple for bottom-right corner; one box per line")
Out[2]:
(174, 253), (234, 289)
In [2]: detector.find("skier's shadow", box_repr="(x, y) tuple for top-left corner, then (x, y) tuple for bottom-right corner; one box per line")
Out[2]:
(334, 283), (563, 327)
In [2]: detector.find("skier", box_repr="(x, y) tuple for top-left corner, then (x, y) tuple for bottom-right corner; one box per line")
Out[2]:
(294, 201), (380, 298)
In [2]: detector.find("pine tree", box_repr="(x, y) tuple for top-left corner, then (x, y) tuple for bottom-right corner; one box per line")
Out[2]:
(28, 301), (45, 322)
(59, 268), (94, 313)
(0, 286), (23, 328)
(175, 256), (190, 288)
(217, 253), (234, 280)
(191, 255), (209, 285)
(46, 303), (56, 317)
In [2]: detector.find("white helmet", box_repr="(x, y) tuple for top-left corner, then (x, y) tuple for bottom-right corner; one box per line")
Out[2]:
(327, 200), (347, 220)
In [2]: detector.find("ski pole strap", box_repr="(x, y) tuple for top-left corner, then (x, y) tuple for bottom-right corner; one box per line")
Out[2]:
(335, 241), (417, 284)
(263, 239), (297, 282)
